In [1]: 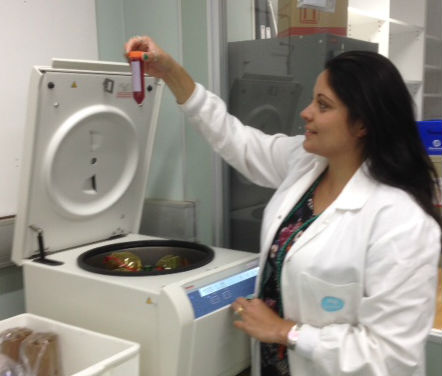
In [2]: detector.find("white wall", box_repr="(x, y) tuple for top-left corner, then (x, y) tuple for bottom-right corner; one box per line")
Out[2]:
(0, 0), (98, 217)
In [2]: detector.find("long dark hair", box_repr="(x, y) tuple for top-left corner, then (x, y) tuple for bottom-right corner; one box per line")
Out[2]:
(325, 50), (441, 227)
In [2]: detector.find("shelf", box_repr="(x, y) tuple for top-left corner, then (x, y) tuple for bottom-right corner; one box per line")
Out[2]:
(424, 93), (442, 99)
(425, 65), (442, 71)
(426, 34), (442, 42)
(389, 19), (424, 34)
(348, 0), (388, 19)
(348, 7), (387, 23)
(406, 80), (423, 85)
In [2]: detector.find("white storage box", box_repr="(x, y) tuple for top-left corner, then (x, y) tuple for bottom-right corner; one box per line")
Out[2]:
(0, 313), (139, 376)
(427, 329), (442, 376)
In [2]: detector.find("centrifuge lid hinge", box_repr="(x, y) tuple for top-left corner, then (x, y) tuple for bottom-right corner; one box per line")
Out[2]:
(29, 225), (63, 266)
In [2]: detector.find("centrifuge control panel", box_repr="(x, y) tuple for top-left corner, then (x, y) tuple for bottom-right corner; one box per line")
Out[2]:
(184, 261), (259, 319)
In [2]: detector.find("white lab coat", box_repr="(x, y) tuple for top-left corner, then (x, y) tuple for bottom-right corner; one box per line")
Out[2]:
(179, 83), (441, 376)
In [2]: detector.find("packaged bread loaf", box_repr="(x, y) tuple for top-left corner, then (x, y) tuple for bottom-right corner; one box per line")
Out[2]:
(0, 327), (32, 363)
(20, 332), (62, 376)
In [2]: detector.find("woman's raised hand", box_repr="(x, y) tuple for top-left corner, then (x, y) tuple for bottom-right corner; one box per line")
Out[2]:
(125, 35), (174, 80)
(125, 35), (195, 104)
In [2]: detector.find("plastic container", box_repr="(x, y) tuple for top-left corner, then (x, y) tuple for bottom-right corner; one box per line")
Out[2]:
(0, 313), (139, 376)
(418, 120), (442, 155)
(427, 329), (442, 376)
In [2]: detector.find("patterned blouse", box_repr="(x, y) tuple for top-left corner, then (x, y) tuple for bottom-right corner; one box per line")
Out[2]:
(259, 175), (323, 376)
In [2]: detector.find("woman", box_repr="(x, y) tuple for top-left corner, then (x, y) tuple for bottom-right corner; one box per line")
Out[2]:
(125, 36), (441, 376)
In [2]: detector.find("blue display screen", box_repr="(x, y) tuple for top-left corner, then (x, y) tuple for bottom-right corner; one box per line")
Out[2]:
(187, 267), (258, 319)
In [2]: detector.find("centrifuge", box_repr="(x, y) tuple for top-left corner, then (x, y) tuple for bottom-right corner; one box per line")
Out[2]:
(11, 59), (259, 376)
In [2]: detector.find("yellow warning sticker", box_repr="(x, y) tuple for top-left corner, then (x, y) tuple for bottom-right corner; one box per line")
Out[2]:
(71, 82), (77, 88)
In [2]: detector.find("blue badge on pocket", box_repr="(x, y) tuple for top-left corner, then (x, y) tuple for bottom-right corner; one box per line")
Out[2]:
(321, 296), (345, 312)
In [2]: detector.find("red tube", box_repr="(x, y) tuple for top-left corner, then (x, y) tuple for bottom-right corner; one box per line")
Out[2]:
(128, 51), (146, 105)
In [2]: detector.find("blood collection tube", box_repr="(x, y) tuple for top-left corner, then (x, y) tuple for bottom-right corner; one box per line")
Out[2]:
(128, 51), (147, 105)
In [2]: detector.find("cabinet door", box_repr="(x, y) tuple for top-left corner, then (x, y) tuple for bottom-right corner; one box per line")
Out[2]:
(424, 0), (442, 120)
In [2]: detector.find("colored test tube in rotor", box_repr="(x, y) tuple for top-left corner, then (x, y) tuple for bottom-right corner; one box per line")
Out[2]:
(128, 51), (147, 105)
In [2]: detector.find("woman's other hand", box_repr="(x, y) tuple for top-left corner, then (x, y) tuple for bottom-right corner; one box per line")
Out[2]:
(231, 297), (295, 345)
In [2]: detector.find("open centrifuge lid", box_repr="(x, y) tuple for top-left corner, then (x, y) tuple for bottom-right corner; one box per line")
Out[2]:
(12, 59), (163, 265)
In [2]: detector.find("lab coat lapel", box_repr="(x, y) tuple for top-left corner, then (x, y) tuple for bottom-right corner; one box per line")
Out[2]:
(285, 201), (335, 258)
(285, 163), (376, 258)
(260, 158), (328, 261)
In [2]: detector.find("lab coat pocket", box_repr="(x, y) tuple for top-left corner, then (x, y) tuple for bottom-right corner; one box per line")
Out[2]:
(299, 272), (360, 327)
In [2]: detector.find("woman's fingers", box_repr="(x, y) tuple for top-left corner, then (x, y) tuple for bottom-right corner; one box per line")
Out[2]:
(231, 298), (294, 345)
(126, 36), (148, 53)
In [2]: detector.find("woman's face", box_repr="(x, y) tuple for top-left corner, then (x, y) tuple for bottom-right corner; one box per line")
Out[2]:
(301, 70), (366, 160)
